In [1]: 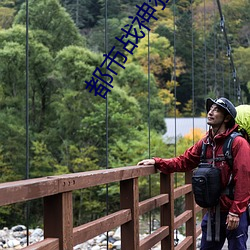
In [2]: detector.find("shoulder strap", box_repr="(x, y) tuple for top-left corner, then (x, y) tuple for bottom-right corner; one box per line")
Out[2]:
(223, 132), (242, 169)
(200, 142), (208, 162)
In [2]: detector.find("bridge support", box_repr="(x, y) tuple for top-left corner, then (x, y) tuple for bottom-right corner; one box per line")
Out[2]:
(120, 178), (140, 250)
(185, 172), (197, 250)
(161, 173), (174, 250)
(44, 192), (73, 250)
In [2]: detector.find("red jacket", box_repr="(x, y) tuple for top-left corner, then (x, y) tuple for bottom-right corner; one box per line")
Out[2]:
(154, 124), (250, 216)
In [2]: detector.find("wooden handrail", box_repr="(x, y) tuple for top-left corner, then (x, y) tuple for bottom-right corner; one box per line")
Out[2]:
(0, 165), (203, 250)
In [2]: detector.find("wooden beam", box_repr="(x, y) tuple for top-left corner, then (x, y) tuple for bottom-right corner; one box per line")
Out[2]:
(73, 209), (131, 245)
(22, 238), (59, 250)
(185, 171), (196, 250)
(139, 194), (169, 215)
(175, 236), (193, 250)
(44, 192), (73, 250)
(160, 173), (174, 250)
(0, 165), (156, 206)
(174, 184), (192, 199)
(174, 210), (192, 229)
(58, 165), (156, 192)
(0, 177), (59, 206)
(139, 226), (169, 250)
(120, 178), (140, 250)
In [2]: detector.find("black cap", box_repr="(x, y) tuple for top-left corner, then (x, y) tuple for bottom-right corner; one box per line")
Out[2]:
(206, 97), (237, 119)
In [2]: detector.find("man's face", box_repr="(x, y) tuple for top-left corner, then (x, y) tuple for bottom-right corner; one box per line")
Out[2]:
(207, 104), (226, 127)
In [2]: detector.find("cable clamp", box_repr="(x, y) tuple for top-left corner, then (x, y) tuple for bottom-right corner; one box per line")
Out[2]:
(220, 15), (225, 32)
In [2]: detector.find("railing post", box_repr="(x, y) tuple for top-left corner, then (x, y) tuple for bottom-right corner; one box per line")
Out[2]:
(44, 192), (73, 250)
(185, 171), (196, 250)
(160, 173), (174, 250)
(120, 178), (139, 250)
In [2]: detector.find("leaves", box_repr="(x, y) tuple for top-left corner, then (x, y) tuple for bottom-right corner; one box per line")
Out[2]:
(14, 0), (84, 52)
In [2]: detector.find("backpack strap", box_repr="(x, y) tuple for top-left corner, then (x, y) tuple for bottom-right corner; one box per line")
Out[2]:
(223, 132), (242, 200)
(223, 131), (242, 169)
(200, 142), (208, 163)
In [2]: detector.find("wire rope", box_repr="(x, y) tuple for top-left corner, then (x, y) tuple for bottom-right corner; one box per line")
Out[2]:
(203, 0), (207, 98)
(215, 0), (242, 104)
(147, 0), (152, 235)
(191, 0), (195, 145)
(218, 33), (225, 96)
(172, 0), (179, 245)
(172, 0), (177, 161)
(213, 0), (217, 94)
(25, 0), (30, 245)
(104, 0), (109, 248)
(228, 64), (231, 100)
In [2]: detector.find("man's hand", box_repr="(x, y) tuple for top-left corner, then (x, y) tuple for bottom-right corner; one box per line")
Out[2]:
(226, 213), (240, 230)
(137, 159), (155, 166)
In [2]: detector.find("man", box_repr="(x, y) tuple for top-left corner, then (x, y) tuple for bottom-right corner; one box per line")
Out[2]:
(138, 97), (250, 250)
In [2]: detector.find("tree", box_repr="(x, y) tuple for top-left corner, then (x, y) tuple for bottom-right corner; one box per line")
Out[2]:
(61, 0), (102, 29)
(115, 62), (166, 132)
(234, 46), (250, 102)
(0, 6), (15, 29)
(14, 0), (84, 52)
(0, 25), (56, 132)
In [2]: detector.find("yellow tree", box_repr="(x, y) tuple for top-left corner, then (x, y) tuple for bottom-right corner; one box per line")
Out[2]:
(127, 32), (185, 116)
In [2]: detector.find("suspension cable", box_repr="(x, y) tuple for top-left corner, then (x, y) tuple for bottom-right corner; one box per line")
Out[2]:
(147, 0), (152, 235)
(218, 33), (225, 96)
(25, 0), (30, 245)
(173, 0), (177, 158)
(173, 0), (179, 245)
(213, 0), (217, 94)
(191, 0), (195, 144)
(216, 0), (242, 103)
(105, 0), (109, 248)
(204, 0), (207, 98)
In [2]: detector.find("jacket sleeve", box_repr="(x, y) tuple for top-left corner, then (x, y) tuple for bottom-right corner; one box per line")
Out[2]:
(229, 136), (250, 215)
(153, 140), (203, 174)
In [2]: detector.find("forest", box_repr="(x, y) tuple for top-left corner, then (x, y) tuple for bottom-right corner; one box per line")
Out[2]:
(0, 0), (249, 228)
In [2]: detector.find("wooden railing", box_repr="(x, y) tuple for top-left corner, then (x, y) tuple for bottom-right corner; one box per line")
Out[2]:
(0, 165), (203, 250)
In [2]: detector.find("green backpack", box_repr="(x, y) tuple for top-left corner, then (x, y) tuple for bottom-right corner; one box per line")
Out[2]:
(235, 105), (250, 142)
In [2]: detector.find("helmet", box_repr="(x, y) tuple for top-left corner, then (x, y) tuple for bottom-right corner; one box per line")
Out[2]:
(206, 97), (237, 120)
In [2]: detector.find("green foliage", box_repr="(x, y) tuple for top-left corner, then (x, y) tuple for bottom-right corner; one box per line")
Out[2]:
(0, 112), (26, 181)
(115, 63), (166, 132)
(14, 0), (84, 52)
(234, 46), (250, 101)
(60, 0), (101, 29)
(30, 141), (56, 177)
(0, 7), (15, 29)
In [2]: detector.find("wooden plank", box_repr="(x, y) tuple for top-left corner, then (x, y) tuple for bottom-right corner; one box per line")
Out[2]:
(57, 165), (156, 192)
(175, 236), (193, 250)
(22, 238), (59, 250)
(139, 194), (169, 215)
(139, 226), (169, 250)
(185, 171), (196, 250)
(196, 226), (202, 237)
(120, 178), (140, 250)
(174, 184), (192, 199)
(0, 165), (156, 206)
(195, 204), (203, 213)
(174, 210), (192, 229)
(161, 173), (174, 250)
(0, 177), (59, 206)
(44, 192), (73, 250)
(73, 209), (131, 245)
